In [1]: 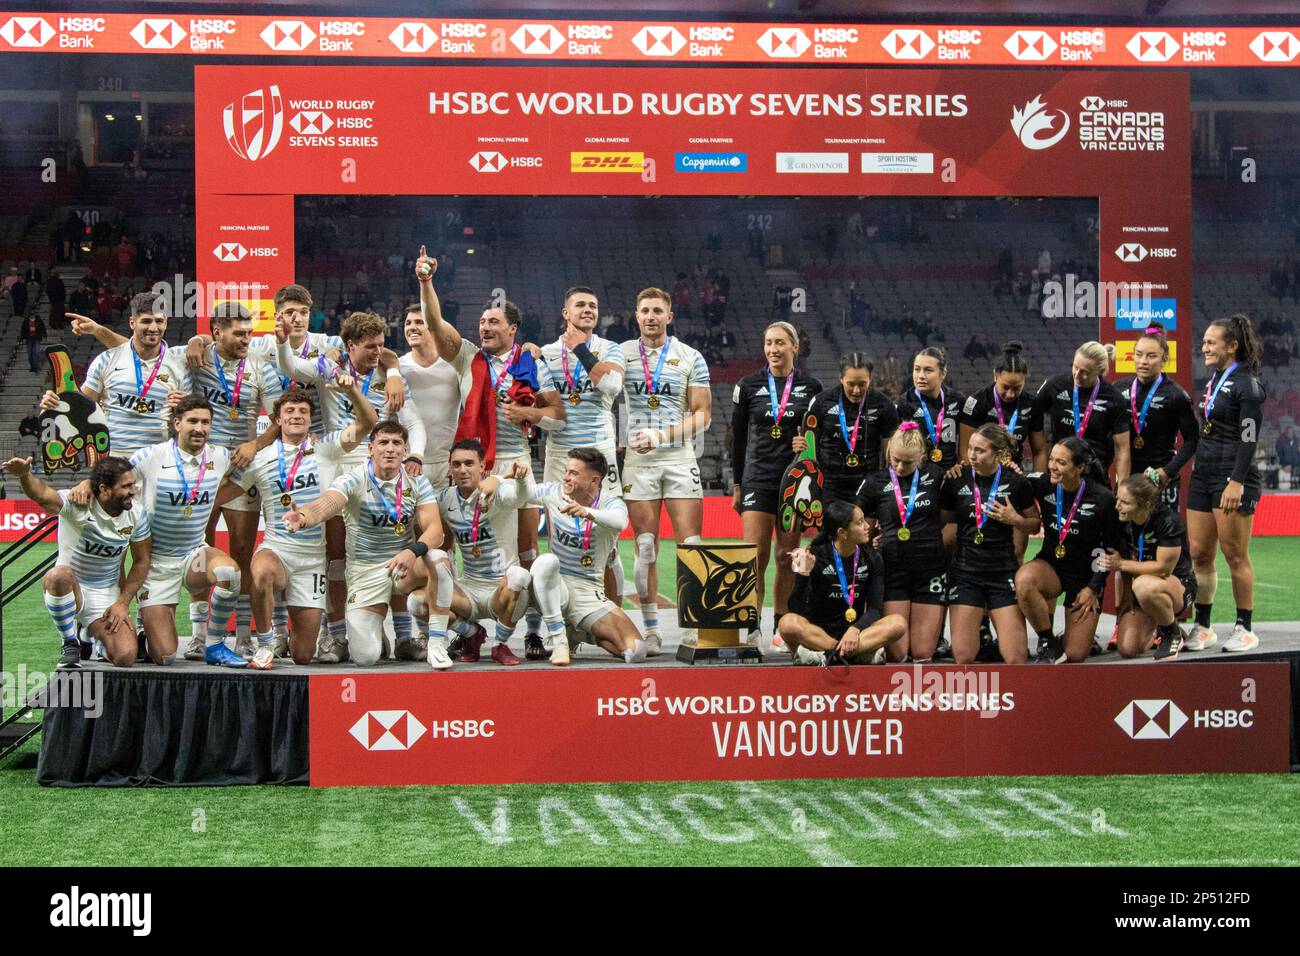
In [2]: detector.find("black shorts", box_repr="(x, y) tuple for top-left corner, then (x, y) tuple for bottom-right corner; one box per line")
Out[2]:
(1026, 556), (1094, 609)
(1156, 478), (1181, 512)
(883, 565), (947, 605)
(1187, 466), (1261, 515)
(738, 483), (779, 515)
(946, 565), (1018, 610)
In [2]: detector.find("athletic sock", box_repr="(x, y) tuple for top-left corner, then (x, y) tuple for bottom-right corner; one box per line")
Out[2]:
(449, 617), (474, 637)
(327, 618), (347, 643)
(45, 591), (77, 644)
(208, 587), (240, 647)
(1157, 620), (1180, 641)
(272, 602), (289, 641)
(393, 611), (413, 644)
(1235, 608), (1253, 631)
(545, 618), (567, 648)
(525, 607), (543, 636)
(254, 629), (274, 648)
(640, 603), (660, 633)
(235, 594), (251, 638)
(430, 612), (450, 646)
(494, 621), (514, 644)
(188, 601), (208, 642)
(1194, 602), (1213, 629)
(1035, 625), (1055, 646)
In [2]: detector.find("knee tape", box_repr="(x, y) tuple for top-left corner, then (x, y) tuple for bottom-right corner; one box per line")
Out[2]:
(519, 548), (538, 564)
(327, 559), (347, 582)
(345, 610), (383, 666)
(406, 593), (428, 620)
(431, 553), (456, 607)
(530, 554), (562, 620)
(683, 535), (702, 546)
(634, 533), (656, 597)
(213, 564), (241, 591)
(505, 565), (532, 592)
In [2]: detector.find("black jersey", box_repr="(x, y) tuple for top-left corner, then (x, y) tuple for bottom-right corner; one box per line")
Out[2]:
(805, 386), (898, 502)
(1117, 374), (1198, 476)
(731, 368), (822, 488)
(1029, 373), (1129, 478)
(1026, 472), (1122, 591)
(895, 388), (965, 471)
(1123, 504), (1194, 584)
(1195, 366), (1265, 484)
(789, 538), (885, 638)
(959, 383), (1034, 454)
(856, 463), (946, 571)
(940, 467), (1036, 575)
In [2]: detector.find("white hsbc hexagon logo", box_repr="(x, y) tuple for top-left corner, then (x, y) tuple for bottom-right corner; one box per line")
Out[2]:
(348, 710), (427, 751)
(213, 243), (247, 262)
(389, 22), (437, 53)
(290, 111), (334, 135)
(632, 25), (686, 57)
(758, 27), (811, 58)
(130, 18), (186, 50)
(470, 151), (507, 172)
(510, 23), (564, 55)
(1116, 243), (1148, 262)
(1004, 30), (1057, 61)
(1115, 699), (1188, 739)
(0, 16), (55, 48)
(881, 28), (934, 60)
(1250, 31), (1300, 62)
(261, 20), (317, 52)
(1126, 31), (1179, 62)
(1080, 96), (1106, 112)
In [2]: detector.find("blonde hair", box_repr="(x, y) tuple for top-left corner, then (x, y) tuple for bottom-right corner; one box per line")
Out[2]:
(887, 421), (928, 460)
(764, 321), (799, 347)
(1076, 340), (1116, 377)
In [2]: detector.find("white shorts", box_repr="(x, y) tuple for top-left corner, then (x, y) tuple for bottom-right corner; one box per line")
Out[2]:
(545, 442), (621, 496)
(553, 574), (617, 635)
(256, 541), (328, 609)
(138, 546), (207, 609)
(621, 447), (702, 502)
(459, 575), (529, 624)
(75, 584), (120, 628)
(346, 558), (421, 610)
(221, 465), (261, 513)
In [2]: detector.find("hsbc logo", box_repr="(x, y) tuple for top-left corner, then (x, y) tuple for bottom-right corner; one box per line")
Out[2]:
(510, 23), (564, 55)
(881, 28), (934, 60)
(470, 151), (507, 173)
(0, 16), (55, 48)
(389, 22), (436, 53)
(213, 243), (247, 262)
(130, 18), (186, 50)
(290, 111), (333, 135)
(1115, 699), (1188, 739)
(1011, 96), (1070, 151)
(1250, 31), (1300, 62)
(260, 20), (316, 52)
(348, 710), (427, 751)
(1126, 31), (1179, 62)
(222, 85), (284, 162)
(1117, 243), (1147, 262)
(632, 25), (686, 57)
(1004, 30), (1057, 61)
(1080, 96), (1106, 112)
(758, 27), (811, 58)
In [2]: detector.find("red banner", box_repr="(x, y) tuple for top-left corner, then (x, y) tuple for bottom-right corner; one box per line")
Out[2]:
(308, 663), (1290, 786)
(2, 14), (1298, 68)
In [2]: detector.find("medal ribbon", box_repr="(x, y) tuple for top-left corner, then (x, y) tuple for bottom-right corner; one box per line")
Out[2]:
(992, 387), (1019, 434)
(915, 388), (945, 449)
(1072, 379), (1100, 438)
(575, 490), (600, 555)
(830, 545), (860, 618)
(131, 340), (167, 405)
(889, 465), (920, 532)
(1130, 373), (1163, 439)
(638, 336), (671, 403)
(488, 345), (521, 397)
(561, 342), (585, 396)
(470, 495), (482, 545)
(767, 369), (795, 429)
(1055, 479), (1087, 547)
(367, 461), (404, 528)
(213, 346), (246, 413)
(277, 438), (308, 498)
(171, 440), (208, 511)
(837, 394), (864, 456)
(1203, 362), (1238, 423)
(972, 464), (1002, 533)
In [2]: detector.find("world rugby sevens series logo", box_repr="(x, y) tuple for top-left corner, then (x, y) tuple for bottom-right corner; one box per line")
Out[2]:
(223, 85), (284, 161)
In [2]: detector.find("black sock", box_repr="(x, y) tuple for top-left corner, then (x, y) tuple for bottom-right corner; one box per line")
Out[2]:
(1236, 608), (1252, 631)
(1194, 603), (1213, 629)
(1035, 626), (1055, 645)
(1157, 620), (1180, 640)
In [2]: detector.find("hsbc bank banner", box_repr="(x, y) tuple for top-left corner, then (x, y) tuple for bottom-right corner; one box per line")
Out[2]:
(195, 193), (294, 331)
(308, 663), (1288, 786)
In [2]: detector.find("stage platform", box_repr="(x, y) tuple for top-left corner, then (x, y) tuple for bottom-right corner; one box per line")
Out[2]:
(32, 615), (1299, 789)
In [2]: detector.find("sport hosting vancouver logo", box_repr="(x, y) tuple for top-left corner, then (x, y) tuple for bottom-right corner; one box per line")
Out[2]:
(1010, 95), (1070, 150)
(223, 85), (284, 162)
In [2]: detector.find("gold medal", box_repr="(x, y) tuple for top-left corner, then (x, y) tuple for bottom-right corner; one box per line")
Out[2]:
(1202, 421), (1212, 436)
(844, 607), (857, 624)
(182, 504), (193, 517)
(229, 408), (239, 421)
(845, 454), (859, 468)
(647, 395), (660, 409)
(1133, 435), (1144, 449)
(771, 425), (782, 439)
(568, 392), (581, 406)
(581, 554), (594, 567)
(393, 521), (406, 536)
(135, 399), (149, 414)
(1055, 543), (1066, 559)
(897, 526), (911, 542)
(471, 545), (481, 558)
(973, 530), (984, 545)
(280, 494), (293, 508)
(930, 448), (943, 462)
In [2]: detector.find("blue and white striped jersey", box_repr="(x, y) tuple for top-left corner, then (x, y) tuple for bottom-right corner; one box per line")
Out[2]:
(330, 464), (437, 564)
(83, 341), (191, 458)
(234, 431), (349, 554)
(129, 440), (233, 558)
(435, 481), (524, 582)
(55, 491), (151, 590)
(190, 345), (283, 450)
(619, 336), (710, 449)
(540, 333), (620, 449)
(524, 479), (627, 585)
(250, 332), (344, 436)
(450, 340), (557, 461)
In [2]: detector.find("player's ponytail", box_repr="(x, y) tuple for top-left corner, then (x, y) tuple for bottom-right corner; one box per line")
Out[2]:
(1210, 313), (1262, 374)
(838, 351), (874, 376)
(1138, 322), (1170, 358)
(993, 340), (1029, 377)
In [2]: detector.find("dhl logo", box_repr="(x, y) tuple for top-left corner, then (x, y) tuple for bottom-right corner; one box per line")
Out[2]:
(570, 151), (644, 173)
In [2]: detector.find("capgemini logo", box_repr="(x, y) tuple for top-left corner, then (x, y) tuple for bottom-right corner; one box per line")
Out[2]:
(222, 85), (284, 162)
(1010, 95), (1070, 150)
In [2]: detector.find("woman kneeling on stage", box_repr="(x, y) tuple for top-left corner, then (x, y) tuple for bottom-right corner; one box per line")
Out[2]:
(783, 500), (905, 666)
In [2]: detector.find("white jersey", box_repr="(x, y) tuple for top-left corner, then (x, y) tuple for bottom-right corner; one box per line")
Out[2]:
(190, 345), (283, 450)
(524, 479), (627, 585)
(55, 490), (151, 590)
(540, 333), (620, 449)
(435, 481), (524, 582)
(83, 341), (191, 458)
(128, 440), (233, 557)
(619, 336), (710, 450)
(330, 463), (437, 564)
(399, 350), (461, 475)
(234, 432), (349, 554)
(450, 339), (558, 461)
(251, 332), (343, 435)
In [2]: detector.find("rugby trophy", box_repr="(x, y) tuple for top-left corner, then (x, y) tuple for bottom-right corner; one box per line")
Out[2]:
(675, 542), (761, 664)
(38, 344), (110, 472)
(777, 428), (824, 534)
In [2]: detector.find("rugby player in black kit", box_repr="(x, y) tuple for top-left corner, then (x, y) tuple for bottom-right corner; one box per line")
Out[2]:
(1118, 324), (1198, 512)
(804, 352), (898, 508)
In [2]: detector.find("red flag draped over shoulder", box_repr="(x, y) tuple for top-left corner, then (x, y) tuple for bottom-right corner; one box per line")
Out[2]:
(453, 347), (539, 471)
